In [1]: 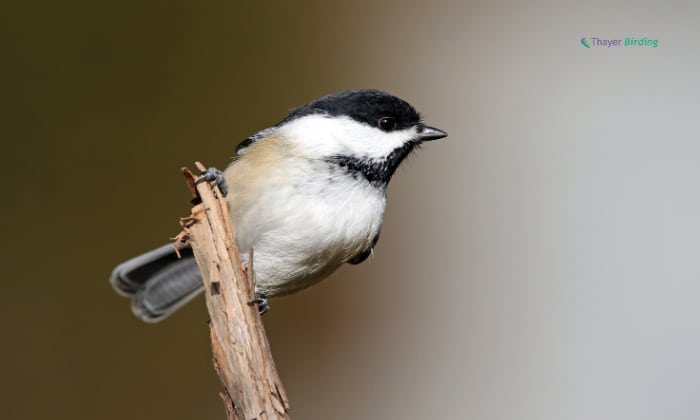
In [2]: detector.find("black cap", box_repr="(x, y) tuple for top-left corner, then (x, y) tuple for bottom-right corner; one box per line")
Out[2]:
(281, 89), (422, 132)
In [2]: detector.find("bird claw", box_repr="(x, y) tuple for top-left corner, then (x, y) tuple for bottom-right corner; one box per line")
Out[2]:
(248, 292), (270, 315)
(196, 167), (229, 197)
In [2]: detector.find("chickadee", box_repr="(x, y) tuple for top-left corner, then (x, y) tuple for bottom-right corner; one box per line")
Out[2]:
(110, 89), (446, 322)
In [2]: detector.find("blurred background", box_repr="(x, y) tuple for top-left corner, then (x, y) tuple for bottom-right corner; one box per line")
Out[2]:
(3, 1), (700, 419)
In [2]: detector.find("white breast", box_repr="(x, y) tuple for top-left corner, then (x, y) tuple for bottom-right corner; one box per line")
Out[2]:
(225, 141), (386, 296)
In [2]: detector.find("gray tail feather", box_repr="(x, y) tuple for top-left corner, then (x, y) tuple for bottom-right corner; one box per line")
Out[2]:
(110, 244), (204, 323)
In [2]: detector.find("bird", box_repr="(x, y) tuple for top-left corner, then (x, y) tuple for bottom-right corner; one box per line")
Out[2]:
(110, 89), (447, 322)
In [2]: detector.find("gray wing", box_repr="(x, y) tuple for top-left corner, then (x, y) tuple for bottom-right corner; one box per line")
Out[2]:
(110, 244), (203, 323)
(229, 127), (275, 164)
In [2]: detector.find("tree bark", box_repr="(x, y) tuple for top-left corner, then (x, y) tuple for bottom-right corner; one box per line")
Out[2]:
(174, 163), (290, 420)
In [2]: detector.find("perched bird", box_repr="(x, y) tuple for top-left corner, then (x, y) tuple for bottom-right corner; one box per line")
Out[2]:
(110, 89), (447, 322)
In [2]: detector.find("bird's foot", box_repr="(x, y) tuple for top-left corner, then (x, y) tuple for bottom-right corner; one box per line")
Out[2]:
(196, 167), (228, 197)
(248, 292), (269, 315)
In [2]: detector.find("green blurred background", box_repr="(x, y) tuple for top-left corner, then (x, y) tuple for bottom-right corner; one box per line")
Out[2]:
(4, 1), (700, 419)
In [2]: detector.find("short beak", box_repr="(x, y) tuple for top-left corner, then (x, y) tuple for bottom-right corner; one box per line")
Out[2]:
(419, 125), (448, 141)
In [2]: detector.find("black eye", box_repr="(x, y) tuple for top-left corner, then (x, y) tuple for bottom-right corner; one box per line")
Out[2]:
(378, 116), (396, 131)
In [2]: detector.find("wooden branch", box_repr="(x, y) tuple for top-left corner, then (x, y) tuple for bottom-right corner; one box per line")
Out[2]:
(175, 162), (290, 420)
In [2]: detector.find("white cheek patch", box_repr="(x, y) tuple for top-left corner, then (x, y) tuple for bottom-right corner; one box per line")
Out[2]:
(278, 114), (417, 160)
